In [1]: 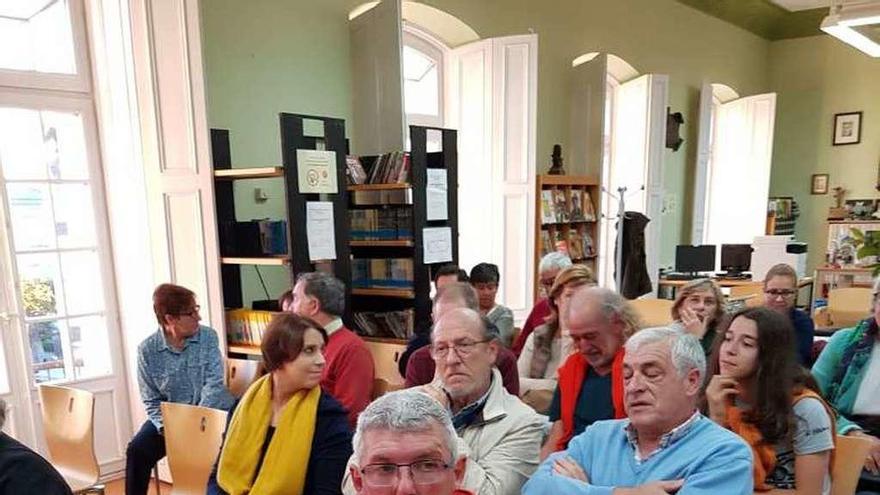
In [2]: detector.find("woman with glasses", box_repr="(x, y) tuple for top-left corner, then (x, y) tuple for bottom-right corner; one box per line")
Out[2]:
(470, 263), (515, 347)
(812, 277), (880, 493)
(668, 278), (727, 355)
(762, 263), (814, 365)
(127, 283), (233, 495)
(208, 313), (352, 495)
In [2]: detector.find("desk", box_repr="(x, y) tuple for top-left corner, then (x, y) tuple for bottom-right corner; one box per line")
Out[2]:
(658, 277), (814, 308)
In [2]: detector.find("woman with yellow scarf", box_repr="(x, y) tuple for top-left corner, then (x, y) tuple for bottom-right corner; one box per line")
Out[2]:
(207, 313), (352, 494)
(703, 307), (835, 494)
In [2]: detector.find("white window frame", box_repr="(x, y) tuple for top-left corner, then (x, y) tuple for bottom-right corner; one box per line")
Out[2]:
(402, 23), (446, 128)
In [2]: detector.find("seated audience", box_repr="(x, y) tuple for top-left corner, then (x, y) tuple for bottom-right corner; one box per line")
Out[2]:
(518, 265), (594, 399)
(398, 264), (470, 377)
(0, 398), (72, 494)
(347, 308), (544, 495)
(350, 390), (473, 495)
(763, 263), (814, 365)
(813, 277), (880, 492)
(541, 287), (638, 458)
(470, 263), (515, 347)
(513, 252), (573, 357)
(523, 327), (753, 494)
(669, 278), (727, 354)
(704, 307), (834, 493)
(288, 272), (374, 426)
(406, 282), (520, 396)
(128, 283), (233, 495)
(208, 313), (352, 494)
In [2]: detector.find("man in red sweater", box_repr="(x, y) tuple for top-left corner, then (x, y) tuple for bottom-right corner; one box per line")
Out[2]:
(289, 272), (375, 426)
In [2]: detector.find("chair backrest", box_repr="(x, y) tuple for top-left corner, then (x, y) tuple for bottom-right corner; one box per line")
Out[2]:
(371, 378), (404, 400)
(828, 287), (872, 328)
(629, 298), (674, 328)
(227, 358), (261, 398)
(364, 340), (407, 386)
(831, 434), (872, 495)
(729, 283), (765, 308)
(38, 384), (99, 488)
(161, 402), (229, 495)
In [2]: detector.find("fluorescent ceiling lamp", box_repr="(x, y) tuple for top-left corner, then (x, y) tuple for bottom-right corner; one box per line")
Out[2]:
(821, 2), (880, 57)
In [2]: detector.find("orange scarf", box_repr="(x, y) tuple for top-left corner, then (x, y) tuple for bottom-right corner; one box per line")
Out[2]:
(555, 350), (626, 451)
(725, 388), (837, 491)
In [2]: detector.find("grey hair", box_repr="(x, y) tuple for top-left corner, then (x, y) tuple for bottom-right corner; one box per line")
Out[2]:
(295, 271), (345, 317)
(570, 286), (642, 339)
(353, 390), (458, 465)
(0, 398), (6, 430)
(539, 252), (572, 274)
(625, 327), (706, 385)
(433, 282), (479, 312)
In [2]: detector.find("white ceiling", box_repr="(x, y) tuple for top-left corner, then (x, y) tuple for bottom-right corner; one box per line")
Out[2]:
(767, 0), (867, 12)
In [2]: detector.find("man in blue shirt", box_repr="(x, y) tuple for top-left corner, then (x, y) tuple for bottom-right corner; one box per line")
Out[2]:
(126, 284), (233, 495)
(523, 327), (753, 494)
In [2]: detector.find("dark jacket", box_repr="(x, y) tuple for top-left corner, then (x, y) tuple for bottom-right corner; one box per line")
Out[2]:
(616, 211), (652, 299)
(790, 307), (816, 366)
(0, 432), (72, 495)
(207, 391), (352, 495)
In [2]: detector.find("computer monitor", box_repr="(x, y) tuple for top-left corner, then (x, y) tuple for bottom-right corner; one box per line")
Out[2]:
(675, 245), (716, 274)
(720, 244), (753, 275)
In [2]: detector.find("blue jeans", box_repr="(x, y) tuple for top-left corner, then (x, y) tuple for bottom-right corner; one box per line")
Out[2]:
(125, 421), (164, 495)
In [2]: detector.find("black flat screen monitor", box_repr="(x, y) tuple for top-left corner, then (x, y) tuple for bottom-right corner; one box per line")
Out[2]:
(675, 245), (715, 273)
(720, 244), (753, 274)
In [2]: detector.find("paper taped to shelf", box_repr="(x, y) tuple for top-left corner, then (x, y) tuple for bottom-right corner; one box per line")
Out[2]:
(306, 201), (337, 261)
(296, 149), (338, 194)
(423, 227), (452, 264)
(426, 168), (448, 221)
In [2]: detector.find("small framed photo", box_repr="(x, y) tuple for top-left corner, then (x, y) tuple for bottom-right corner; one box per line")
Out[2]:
(833, 111), (862, 146)
(811, 174), (829, 195)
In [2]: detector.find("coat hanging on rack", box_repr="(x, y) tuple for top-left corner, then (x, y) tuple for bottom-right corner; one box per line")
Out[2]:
(615, 211), (652, 299)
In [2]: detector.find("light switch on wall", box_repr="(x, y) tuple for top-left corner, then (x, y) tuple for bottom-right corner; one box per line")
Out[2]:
(254, 187), (268, 203)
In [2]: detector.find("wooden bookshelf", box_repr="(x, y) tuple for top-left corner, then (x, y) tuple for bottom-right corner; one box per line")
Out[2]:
(349, 240), (414, 247)
(227, 344), (262, 356)
(351, 288), (416, 299)
(221, 256), (289, 266)
(348, 183), (412, 191)
(214, 166), (284, 180)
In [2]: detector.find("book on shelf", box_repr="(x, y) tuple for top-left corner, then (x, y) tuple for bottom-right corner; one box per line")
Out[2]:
(583, 190), (596, 221)
(540, 190), (555, 224)
(540, 230), (553, 257)
(351, 258), (414, 289)
(225, 309), (276, 346)
(220, 219), (287, 256)
(345, 155), (367, 185)
(366, 151), (410, 184)
(258, 220), (288, 255)
(353, 309), (414, 340)
(350, 208), (414, 241)
(552, 189), (569, 223)
(568, 229), (585, 260)
(582, 229), (595, 257)
(569, 188), (585, 221)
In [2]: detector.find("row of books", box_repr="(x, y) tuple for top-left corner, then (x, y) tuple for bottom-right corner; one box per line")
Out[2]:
(541, 228), (595, 260)
(352, 258), (414, 289)
(225, 309), (278, 346)
(540, 188), (596, 224)
(350, 208), (413, 240)
(353, 309), (414, 340)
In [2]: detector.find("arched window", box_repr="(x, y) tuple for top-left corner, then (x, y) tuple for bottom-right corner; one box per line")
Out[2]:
(402, 28), (444, 127)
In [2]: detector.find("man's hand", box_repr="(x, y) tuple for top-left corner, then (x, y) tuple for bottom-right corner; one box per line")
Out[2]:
(417, 382), (450, 410)
(847, 430), (880, 474)
(680, 308), (708, 338)
(705, 375), (739, 425)
(614, 480), (684, 494)
(553, 456), (588, 482)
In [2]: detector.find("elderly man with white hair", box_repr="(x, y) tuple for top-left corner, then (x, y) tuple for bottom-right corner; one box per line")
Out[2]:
(523, 327), (753, 494)
(350, 390), (473, 495)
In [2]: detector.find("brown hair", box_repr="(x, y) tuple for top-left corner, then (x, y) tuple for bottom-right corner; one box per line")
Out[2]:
(278, 289), (294, 310)
(152, 283), (196, 327)
(546, 264), (596, 329)
(763, 263), (797, 288)
(261, 313), (328, 372)
(671, 278), (725, 324)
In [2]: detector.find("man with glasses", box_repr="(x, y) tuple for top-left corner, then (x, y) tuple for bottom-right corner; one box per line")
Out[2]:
(128, 283), (232, 495)
(763, 263), (814, 365)
(351, 390), (473, 495)
(512, 253), (573, 357)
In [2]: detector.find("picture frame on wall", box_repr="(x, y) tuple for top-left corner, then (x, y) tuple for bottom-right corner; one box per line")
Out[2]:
(811, 174), (829, 195)
(833, 111), (862, 146)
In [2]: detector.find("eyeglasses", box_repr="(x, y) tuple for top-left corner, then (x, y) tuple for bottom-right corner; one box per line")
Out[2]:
(540, 277), (555, 289)
(360, 459), (452, 487)
(176, 305), (200, 318)
(430, 339), (491, 359)
(764, 289), (797, 298)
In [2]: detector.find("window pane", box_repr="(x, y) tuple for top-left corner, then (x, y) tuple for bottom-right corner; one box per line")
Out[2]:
(69, 315), (111, 379)
(0, 0), (76, 75)
(60, 250), (103, 315)
(53, 183), (97, 249)
(18, 252), (65, 318)
(43, 110), (89, 180)
(29, 319), (67, 383)
(7, 183), (57, 251)
(0, 341), (9, 394)
(0, 107), (48, 181)
(403, 45), (439, 116)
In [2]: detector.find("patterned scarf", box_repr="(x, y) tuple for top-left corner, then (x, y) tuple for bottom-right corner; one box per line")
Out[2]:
(827, 318), (878, 405)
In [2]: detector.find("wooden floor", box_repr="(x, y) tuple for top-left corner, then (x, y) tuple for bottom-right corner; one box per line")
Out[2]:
(104, 478), (172, 495)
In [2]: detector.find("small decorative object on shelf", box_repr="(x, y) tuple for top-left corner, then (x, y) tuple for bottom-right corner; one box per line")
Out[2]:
(547, 144), (566, 175)
(828, 186), (847, 220)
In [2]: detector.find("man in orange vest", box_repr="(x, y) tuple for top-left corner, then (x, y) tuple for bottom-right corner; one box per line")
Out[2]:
(540, 286), (640, 459)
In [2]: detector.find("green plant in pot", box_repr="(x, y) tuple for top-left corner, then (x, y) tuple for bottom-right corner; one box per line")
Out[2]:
(851, 228), (880, 276)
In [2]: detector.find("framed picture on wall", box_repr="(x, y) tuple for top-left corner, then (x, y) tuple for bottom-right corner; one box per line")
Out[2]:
(833, 111), (862, 146)
(811, 174), (829, 195)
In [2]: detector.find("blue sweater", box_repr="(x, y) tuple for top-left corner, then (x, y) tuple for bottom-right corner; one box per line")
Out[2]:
(790, 308), (815, 366)
(522, 415), (753, 495)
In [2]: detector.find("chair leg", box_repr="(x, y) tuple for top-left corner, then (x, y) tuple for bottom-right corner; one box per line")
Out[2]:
(153, 466), (161, 495)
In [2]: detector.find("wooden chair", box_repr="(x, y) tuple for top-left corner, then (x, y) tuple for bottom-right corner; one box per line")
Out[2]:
(629, 298), (674, 328)
(828, 287), (873, 328)
(226, 358), (261, 398)
(37, 384), (104, 494)
(831, 434), (873, 495)
(371, 378), (404, 400)
(728, 283), (765, 308)
(364, 339), (407, 386)
(160, 402), (229, 495)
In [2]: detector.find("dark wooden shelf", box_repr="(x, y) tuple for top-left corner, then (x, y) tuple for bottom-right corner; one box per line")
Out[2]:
(350, 240), (414, 247)
(221, 256), (289, 266)
(351, 288), (415, 299)
(347, 183), (412, 191)
(214, 167), (284, 179)
(228, 344), (261, 356)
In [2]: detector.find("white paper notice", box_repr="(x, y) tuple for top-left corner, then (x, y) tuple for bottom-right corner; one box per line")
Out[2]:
(422, 227), (453, 264)
(296, 149), (338, 194)
(306, 202), (337, 261)
(426, 168), (448, 221)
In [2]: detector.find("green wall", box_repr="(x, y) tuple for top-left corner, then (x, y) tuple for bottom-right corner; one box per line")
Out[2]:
(768, 35), (880, 274)
(202, 0), (772, 303)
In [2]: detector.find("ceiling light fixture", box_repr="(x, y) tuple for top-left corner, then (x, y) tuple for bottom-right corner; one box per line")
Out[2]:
(821, 1), (880, 57)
